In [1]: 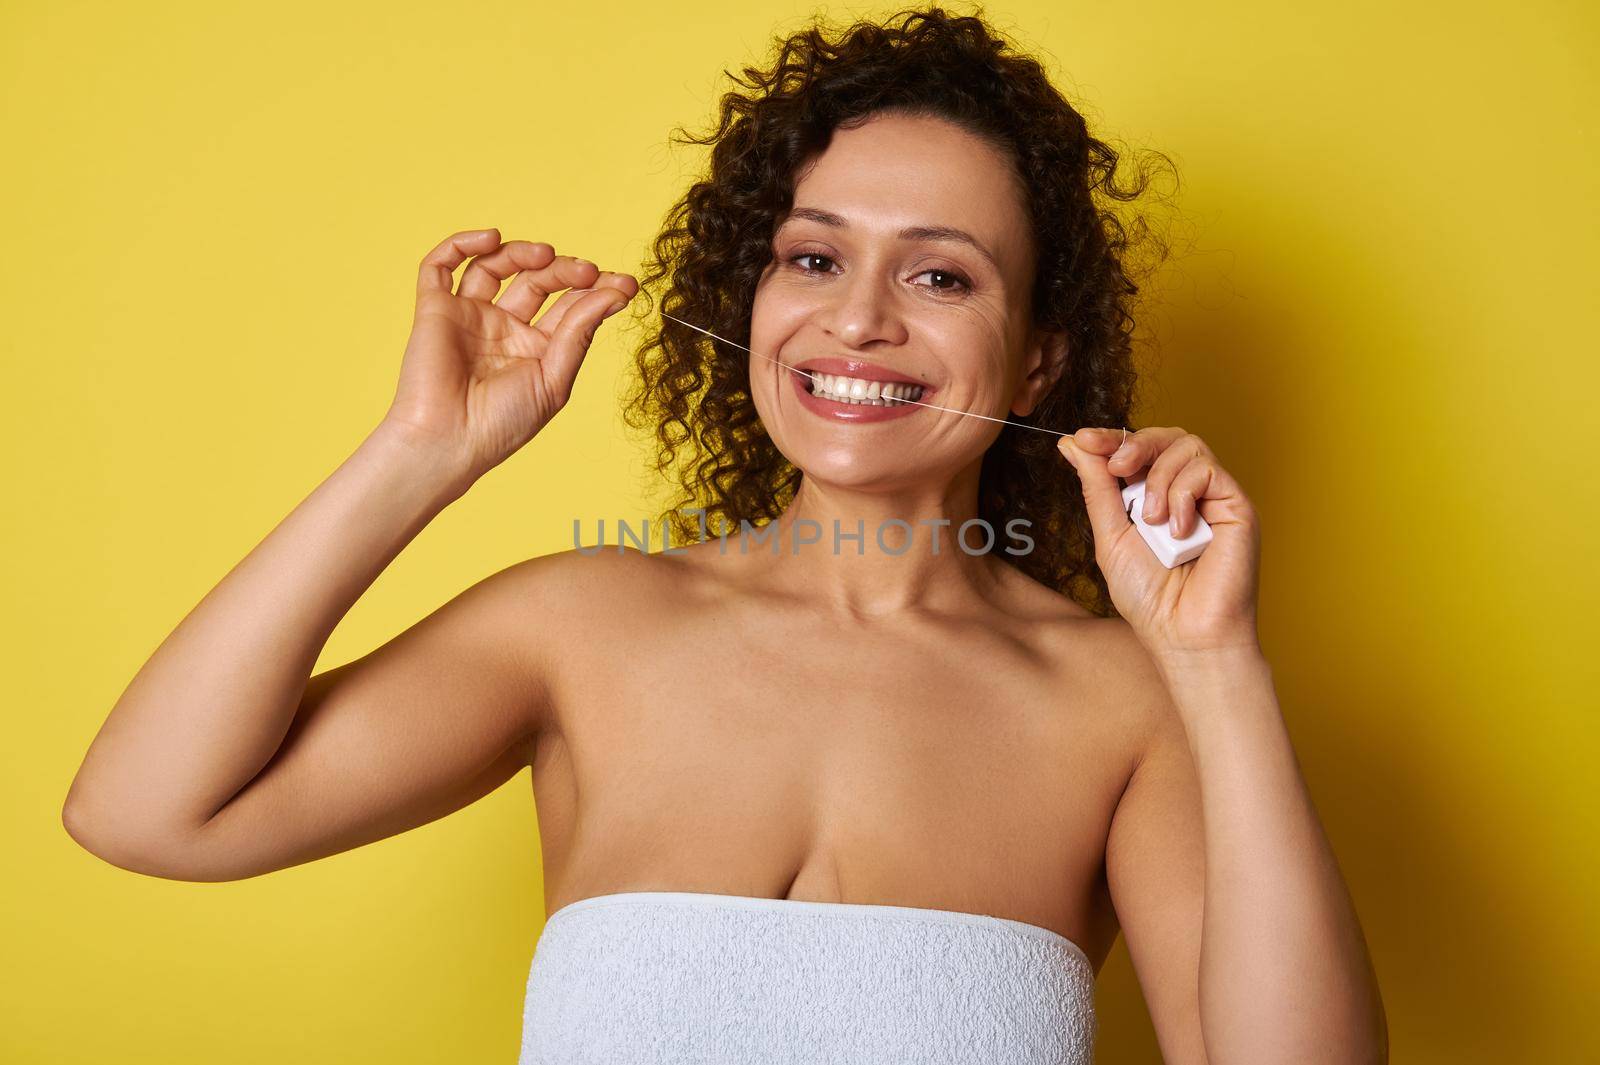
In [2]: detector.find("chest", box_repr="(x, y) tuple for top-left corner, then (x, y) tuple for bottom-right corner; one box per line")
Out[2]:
(527, 598), (1139, 954)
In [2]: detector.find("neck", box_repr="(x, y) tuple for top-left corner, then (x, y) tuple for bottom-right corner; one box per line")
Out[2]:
(754, 460), (1009, 618)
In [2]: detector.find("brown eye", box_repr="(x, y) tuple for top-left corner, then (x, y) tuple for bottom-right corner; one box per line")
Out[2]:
(914, 268), (972, 293)
(790, 252), (836, 273)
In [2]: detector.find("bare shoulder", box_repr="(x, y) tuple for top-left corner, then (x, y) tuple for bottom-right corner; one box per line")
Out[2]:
(1092, 621), (1185, 767)
(989, 561), (1179, 758)
(492, 543), (677, 640)
(502, 542), (665, 600)
(453, 544), (676, 741)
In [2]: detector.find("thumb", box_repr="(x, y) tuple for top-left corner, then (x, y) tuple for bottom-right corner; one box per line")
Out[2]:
(1058, 434), (1132, 548)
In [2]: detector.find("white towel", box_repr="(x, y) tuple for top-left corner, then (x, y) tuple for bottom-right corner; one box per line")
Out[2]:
(519, 890), (1096, 1064)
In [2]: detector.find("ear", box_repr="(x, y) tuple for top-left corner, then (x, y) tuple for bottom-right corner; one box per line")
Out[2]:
(1010, 325), (1070, 418)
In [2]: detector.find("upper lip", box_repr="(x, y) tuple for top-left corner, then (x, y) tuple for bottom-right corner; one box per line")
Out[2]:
(790, 356), (935, 392)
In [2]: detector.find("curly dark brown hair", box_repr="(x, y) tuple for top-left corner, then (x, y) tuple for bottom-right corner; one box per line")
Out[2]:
(621, 4), (1177, 617)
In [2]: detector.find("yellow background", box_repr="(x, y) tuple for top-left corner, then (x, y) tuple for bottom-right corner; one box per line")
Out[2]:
(4, 1), (1594, 1061)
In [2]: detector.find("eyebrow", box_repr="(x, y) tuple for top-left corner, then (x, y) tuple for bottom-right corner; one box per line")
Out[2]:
(780, 206), (1001, 272)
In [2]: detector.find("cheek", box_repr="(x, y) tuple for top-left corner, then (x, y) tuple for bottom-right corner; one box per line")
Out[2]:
(927, 328), (1009, 398)
(744, 320), (798, 418)
(751, 284), (814, 342)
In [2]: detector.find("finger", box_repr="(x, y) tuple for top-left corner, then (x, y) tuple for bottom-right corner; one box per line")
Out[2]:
(1151, 454), (1216, 538)
(417, 228), (501, 298)
(494, 255), (601, 328)
(1057, 433), (1135, 550)
(1102, 425), (1189, 480)
(523, 275), (634, 334)
(539, 288), (631, 406)
(1136, 432), (1212, 525)
(506, 269), (637, 328)
(1072, 425), (1142, 453)
(457, 240), (557, 301)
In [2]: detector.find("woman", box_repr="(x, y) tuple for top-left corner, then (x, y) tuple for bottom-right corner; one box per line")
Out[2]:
(62, 7), (1386, 1064)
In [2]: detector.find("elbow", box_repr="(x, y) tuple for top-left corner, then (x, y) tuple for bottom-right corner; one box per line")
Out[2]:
(61, 797), (168, 878)
(60, 779), (116, 863)
(61, 796), (146, 874)
(1356, 937), (1391, 1065)
(61, 792), (232, 883)
(1369, 987), (1391, 1065)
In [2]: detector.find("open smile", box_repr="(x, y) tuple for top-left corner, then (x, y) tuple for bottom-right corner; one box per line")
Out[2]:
(788, 357), (938, 423)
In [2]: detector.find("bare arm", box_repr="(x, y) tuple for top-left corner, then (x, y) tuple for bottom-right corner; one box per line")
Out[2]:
(1106, 645), (1388, 1064)
(1103, 649), (1208, 1064)
(1062, 424), (1385, 1062)
(62, 228), (637, 881)
(60, 424), (574, 881)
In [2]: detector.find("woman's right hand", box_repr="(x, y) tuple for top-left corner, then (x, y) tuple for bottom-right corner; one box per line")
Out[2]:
(380, 228), (638, 484)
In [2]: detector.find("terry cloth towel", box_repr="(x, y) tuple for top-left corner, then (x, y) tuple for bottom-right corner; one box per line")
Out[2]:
(518, 890), (1096, 1064)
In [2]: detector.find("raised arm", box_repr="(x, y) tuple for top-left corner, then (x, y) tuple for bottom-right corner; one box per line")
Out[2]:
(61, 228), (637, 881)
(1063, 425), (1386, 1063)
(1107, 646), (1387, 1064)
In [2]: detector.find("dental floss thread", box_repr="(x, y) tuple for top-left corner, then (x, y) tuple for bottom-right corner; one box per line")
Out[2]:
(656, 311), (1214, 568)
(659, 311), (1127, 445)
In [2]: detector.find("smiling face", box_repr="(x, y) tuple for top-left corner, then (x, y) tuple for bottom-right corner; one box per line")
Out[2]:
(749, 109), (1066, 490)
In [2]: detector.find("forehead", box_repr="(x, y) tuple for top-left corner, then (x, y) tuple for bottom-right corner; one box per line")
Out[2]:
(783, 112), (1032, 273)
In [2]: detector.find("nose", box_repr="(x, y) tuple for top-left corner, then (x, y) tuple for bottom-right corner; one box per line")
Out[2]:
(817, 266), (910, 349)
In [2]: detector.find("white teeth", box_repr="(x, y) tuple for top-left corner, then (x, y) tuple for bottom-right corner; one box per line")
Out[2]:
(806, 371), (926, 406)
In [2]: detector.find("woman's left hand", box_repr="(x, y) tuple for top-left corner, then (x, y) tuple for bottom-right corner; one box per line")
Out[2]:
(1059, 426), (1262, 662)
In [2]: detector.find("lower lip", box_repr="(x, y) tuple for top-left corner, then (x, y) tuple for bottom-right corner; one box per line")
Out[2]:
(789, 369), (933, 423)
